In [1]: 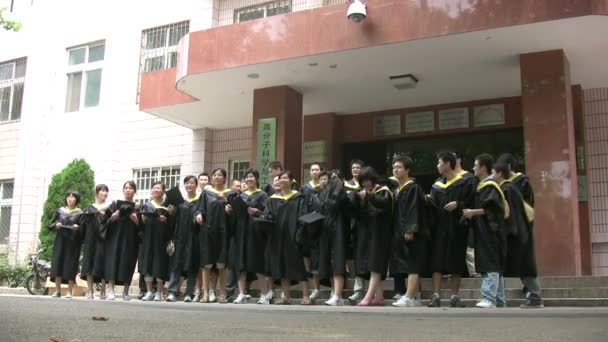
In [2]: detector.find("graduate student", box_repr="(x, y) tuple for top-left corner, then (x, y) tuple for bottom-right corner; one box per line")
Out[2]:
(80, 184), (110, 300)
(264, 171), (310, 305)
(493, 162), (543, 308)
(389, 157), (429, 308)
(353, 167), (393, 307)
(462, 154), (507, 308)
(427, 153), (470, 308)
(301, 162), (323, 300)
(103, 181), (140, 301)
(263, 161), (299, 196)
(195, 168), (231, 304)
(49, 191), (84, 299)
(140, 182), (175, 302)
(166, 176), (201, 302)
(345, 159), (368, 302)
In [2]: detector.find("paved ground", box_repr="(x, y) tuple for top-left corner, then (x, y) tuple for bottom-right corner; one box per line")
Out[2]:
(1, 295), (607, 342)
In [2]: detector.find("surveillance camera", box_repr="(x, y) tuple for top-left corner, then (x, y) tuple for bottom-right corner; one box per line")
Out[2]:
(347, 0), (367, 23)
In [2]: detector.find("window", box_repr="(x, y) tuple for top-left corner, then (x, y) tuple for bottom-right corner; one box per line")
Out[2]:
(0, 58), (26, 123)
(234, 0), (291, 23)
(140, 21), (189, 74)
(65, 41), (104, 112)
(230, 160), (251, 182)
(133, 166), (181, 203)
(0, 180), (14, 246)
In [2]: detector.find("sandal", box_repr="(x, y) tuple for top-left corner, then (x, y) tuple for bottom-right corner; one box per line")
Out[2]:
(99, 293), (106, 300)
(218, 295), (227, 304)
(301, 297), (311, 305)
(275, 297), (291, 305)
(87, 294), (95, 300)
(200, 293), (209, 303)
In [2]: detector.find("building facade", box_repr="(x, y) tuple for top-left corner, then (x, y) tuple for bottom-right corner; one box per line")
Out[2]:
(1, 0), (608, 275)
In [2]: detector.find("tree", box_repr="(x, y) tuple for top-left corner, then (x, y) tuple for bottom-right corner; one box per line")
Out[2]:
(1, 7), (22, 32)
(38, 159), (95, 260)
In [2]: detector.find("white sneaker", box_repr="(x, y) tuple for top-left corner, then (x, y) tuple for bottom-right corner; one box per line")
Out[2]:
(107, 291), (116, 301)
(65, 293), (73, 299)
(348, 291), (363, 301)
(192, 289), (202, 302)
(393, 296), (421, 307)
(142, 291), (155, 301)
(476, 299), (496, 308)
(265, 290), (274, 300)
(257, 294), (269, 304)
(166, 293), (177, 302)
(310, 289), (320, 300)
(325, 295), (345, 306)
(123, 293), (131, 301)
(392, 295), (408, 307)
(392, 294), (404, 300)
(154, 292), (162, 302)
(233, 293), (247, 304)
(414, 293), (422, 306)
(184, 295), (193, 303)
(209, 289), (217, 303)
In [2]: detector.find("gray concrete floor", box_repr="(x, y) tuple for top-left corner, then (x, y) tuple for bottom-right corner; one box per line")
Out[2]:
(1, 295), (607, 342)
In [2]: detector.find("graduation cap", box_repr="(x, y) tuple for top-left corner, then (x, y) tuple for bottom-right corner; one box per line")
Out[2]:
(298, 211), (325, 226)
(165, 186), (185, 207)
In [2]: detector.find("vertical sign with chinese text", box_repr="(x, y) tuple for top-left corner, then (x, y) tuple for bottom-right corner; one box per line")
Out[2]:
(257, 117), (277, 187)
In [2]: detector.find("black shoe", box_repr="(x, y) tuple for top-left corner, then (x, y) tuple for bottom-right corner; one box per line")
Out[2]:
(427, 294), (441, 307)
(520, 298), (544, 309)
(450, 295), (465, 308)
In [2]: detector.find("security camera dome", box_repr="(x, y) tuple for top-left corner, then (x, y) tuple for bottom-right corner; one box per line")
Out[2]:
(347, 0), (367, 23)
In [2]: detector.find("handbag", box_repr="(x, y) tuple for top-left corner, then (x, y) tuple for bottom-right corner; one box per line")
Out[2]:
(166, 240), (175, 256)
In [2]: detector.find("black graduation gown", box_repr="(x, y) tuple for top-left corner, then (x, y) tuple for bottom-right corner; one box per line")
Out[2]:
(102, 201), (140, 284)
(79, 204), (107, 281)
(457, 171), (479, 249)
(265, 191), (308, 281)
(49, 208), (83, 282)
(196, 189), (231, 266)
(353, 186), (393, 278)
(314, 179), (349, 280)
(301, 181), (321, 262)
(171, 197), (200, 276)
(390, 181), (430, 275)
(139, 202), (174, 280)
(428, 174), (470, 275)
(501, 181), (538, 277)
(472, 178), (507, 274)
(343, 179), (361, 261)
(509, 172), (534, 207)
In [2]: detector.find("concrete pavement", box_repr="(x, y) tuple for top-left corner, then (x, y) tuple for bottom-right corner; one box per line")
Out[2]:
(1, 295), (607, 341)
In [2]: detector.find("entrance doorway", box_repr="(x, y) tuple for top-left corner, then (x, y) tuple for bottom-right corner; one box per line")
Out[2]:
(342, 128), (524, 192)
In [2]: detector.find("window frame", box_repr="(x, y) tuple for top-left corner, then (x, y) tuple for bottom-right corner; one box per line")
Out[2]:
(229, 159), (251, 183)
(65, 41), (105, 112)
(234, 0), (292, 24)
(0, 58), (26, 124)
(132, 166), (181, 204)
(0, 180), (14, 246)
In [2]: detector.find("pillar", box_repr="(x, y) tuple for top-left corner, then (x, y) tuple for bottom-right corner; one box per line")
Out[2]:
(252, 86), (303, 183)
(520, 49), (582, 275)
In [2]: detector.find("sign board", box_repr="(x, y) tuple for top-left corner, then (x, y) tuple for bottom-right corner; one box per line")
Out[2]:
(439, 107), (469, 130)
(373, 115), (401, 136)
(578, 175), (588, 202)
(474, 104), (505, 127)
(405, 111), (434, 133)
(303, 140), (328, 164)
(256, 117), (276, 187)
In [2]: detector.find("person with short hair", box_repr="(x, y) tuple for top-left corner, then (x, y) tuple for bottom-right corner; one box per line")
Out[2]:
(463, 154), (507, 308)
(301, 162), (324, 300)
(49, 190), (84, 299)
(345, 159), (368, 302)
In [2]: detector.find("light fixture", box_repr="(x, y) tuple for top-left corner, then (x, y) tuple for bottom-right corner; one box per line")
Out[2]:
(329, 64), (338, 69)
(347, 0), (367, 23)
(308, 62), (318, 67)
(247, 73), (259, 79)
(389, 74), (418, 90)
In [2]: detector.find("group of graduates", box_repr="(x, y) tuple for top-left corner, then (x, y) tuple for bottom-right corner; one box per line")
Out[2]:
(47, 152), (542, 308)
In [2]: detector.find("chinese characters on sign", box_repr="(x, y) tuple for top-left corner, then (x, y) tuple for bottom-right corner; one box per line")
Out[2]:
(257, 117), (277, 187)
(439, 107), (469, 130)
(373, 115), (401, 136)
(405, 111), (434, 133)
(474, 104), (505, 127)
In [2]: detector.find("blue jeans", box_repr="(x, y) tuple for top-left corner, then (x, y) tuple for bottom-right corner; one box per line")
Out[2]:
(481, 272), (505, 305)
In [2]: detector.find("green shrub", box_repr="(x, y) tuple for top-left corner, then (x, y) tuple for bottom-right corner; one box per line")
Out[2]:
(38, 159), (95, 261)
(0, 256), (29, 287)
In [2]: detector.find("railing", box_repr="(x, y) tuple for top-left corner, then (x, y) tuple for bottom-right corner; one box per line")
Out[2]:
(215, 0), (349, 27)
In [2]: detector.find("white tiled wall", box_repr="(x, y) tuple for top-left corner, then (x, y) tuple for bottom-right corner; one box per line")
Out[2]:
(584, 87), (608, 275)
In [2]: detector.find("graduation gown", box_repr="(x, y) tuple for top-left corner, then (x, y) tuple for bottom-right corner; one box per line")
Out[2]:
(390, 180), (430, 275)
(172, 197), (200, 276)
(428, 173), (470, 275)
(102, 201), (140, 284)
(196, 188), (231, 266)
(301, 181), (322, 261)
(314, 178), (349, 279)
(79, 203), (108, 281)
(501, 181), (538, 277)
(458, 171), (479, 248)
(353, 185), (393, 278)
(139, 201), (174, 280)
(49, 207), (83, 282)
(265, 190), (308, 281)
(472, 178), (507, 274)
(343, 179), (361, 260)
(508, 172), (534, 207)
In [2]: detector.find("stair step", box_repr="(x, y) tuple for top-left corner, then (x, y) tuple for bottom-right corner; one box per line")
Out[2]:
(239, 298), (608, 307)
